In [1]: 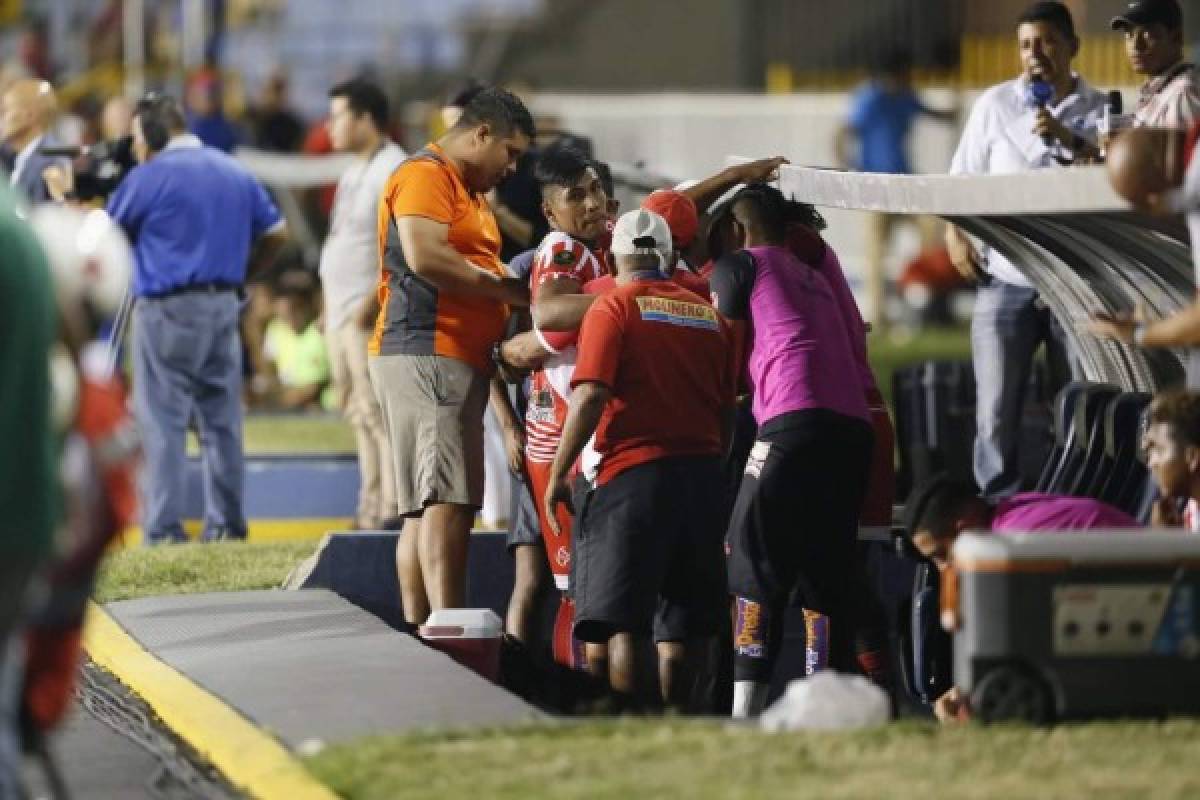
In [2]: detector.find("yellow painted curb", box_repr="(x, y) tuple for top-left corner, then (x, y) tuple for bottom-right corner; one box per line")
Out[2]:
(83, 602), (338, 800)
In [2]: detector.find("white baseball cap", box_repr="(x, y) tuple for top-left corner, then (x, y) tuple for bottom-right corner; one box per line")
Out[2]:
(610, 208), (672, 257)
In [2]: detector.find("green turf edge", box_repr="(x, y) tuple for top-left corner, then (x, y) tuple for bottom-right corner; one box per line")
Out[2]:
(94, 541), (319, 603)
(304, 717), (1200, 800)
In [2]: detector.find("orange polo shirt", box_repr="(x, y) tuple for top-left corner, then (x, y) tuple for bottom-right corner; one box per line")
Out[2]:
(370, 143), (508, 373)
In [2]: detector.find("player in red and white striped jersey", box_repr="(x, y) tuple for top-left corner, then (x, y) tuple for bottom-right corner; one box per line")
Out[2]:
(525, 230), (606, 587)
(502, 147), (610, 667)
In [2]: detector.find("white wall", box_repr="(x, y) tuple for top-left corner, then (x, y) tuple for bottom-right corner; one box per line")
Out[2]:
(531, 88), (1137, 318)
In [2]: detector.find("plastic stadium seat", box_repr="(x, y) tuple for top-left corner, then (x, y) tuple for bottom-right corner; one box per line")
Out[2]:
(1093, 392), (1152, 506)
(1036, 382), (1119, 493)
(1057, 384), (1124, 496)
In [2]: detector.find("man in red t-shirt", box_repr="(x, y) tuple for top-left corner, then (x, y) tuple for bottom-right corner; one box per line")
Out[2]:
(544, 209), (737, 709)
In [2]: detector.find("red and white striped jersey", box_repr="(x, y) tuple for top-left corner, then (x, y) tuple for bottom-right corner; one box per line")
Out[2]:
(524, 231), (606, 464)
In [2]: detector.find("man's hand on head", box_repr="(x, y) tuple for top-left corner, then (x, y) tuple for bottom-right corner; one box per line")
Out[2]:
(732, 156), (789, 185)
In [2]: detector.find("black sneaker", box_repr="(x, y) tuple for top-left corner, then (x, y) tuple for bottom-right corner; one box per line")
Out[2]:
(202, 526), (247, 542)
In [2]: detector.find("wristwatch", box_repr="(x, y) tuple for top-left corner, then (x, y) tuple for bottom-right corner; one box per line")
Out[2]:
(1132, 323), (1147, 347)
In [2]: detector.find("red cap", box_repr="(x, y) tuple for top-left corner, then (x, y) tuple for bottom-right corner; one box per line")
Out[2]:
(641, 190), (698, 249)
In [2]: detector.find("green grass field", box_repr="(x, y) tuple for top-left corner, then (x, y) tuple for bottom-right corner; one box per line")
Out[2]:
(95, 540), (318, 603)
(95, 542), (1200, 800)
(305, 718), (1200, 800)
(867, 326), (971, 410)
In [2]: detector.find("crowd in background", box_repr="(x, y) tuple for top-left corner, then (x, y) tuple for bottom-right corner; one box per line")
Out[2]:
(6, 3), (1200, 790)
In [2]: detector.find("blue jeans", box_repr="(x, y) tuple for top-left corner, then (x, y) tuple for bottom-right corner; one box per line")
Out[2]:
(133, 291), (246, 543)
(971, 280), (1070, 498)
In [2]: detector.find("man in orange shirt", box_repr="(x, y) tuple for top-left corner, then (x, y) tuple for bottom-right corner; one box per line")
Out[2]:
(369, 87), (534, 626)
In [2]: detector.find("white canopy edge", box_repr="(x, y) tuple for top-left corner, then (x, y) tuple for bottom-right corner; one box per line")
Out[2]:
(728, 157), (1131, 216)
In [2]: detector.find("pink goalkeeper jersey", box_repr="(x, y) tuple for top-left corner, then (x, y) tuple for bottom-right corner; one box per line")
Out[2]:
(992, 493), (1140, 532)
(741, 245), (869, 425)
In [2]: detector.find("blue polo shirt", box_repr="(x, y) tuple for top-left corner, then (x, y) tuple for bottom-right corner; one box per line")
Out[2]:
(847, 82), (926, 174)
(107, 136), (283, 298)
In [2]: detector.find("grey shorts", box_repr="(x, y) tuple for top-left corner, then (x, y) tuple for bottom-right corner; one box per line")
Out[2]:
(369, 353), (490, 516)
(506, 472), (541, 550)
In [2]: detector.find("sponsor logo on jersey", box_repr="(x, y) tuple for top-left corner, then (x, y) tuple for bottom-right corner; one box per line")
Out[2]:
(635, 295), (720, 331)
(734, 596), (766, 658)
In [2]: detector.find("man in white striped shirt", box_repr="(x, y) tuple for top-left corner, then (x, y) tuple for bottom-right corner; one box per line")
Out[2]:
(1113, 0), (1200, 132)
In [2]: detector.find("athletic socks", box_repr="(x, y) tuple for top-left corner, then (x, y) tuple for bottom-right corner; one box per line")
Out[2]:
(732, 596), (782, 683)
(732, 680), (769, 718)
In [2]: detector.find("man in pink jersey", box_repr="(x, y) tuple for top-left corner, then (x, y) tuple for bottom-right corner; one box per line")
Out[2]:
(903, 472), (1140, 722)
(905, 475), (1140, 570)
(710, 184), (876, 718)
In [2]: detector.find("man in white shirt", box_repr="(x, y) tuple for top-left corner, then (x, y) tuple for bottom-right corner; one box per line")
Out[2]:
(319, 79), (407, 529)
(1112, 0), (1200, 132)
(945, 1), (1106, 498)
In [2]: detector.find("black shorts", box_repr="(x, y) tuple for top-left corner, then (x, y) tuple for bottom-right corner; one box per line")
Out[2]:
(725, 410), (874, 609)
(572, 455), (727, 644)
(505, 472), (542, 550)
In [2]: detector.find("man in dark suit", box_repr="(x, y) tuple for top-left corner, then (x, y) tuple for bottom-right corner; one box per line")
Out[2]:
(1, 79), (68, 205)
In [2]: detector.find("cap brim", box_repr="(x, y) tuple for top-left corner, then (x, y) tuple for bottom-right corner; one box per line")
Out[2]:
(1110, 11), (1154, 30)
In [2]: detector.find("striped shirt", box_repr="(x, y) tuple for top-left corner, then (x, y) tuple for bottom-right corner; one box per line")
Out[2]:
(524, 231), (605, 463)
(1134, 62), (1200, 132)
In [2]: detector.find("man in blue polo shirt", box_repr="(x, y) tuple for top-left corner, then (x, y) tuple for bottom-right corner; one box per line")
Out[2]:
(108, 92), (286, 544)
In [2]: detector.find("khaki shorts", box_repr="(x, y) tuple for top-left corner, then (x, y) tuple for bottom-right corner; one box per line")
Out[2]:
(369, 353), (490, 516)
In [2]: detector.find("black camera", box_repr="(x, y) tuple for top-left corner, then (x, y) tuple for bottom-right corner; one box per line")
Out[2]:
(40, 135), (136, 202)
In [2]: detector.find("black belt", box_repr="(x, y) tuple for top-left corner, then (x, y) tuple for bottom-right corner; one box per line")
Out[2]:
(145, 282), (240, 299)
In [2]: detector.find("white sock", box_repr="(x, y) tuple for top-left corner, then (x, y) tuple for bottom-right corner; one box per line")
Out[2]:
(732, 680), (768, 719)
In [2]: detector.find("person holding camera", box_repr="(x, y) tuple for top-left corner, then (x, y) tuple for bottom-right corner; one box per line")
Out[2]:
(107, 93), (287, 544)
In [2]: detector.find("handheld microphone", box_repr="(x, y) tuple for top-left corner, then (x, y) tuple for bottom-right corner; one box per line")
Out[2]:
(1027, 74), (1055, 147)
